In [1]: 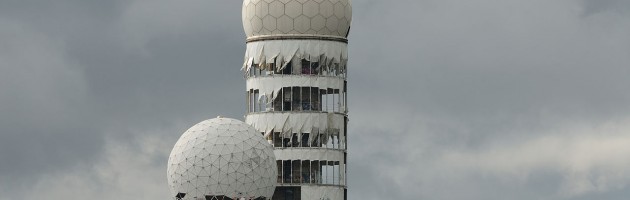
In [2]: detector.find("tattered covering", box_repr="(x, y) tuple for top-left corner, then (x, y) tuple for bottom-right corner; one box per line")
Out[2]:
(246, 112), (345, 146)
(301, 186), (345, 200)
(274, 149), (344, 162)
(247, 76), (345, 101)
(243, 40), (348, 73)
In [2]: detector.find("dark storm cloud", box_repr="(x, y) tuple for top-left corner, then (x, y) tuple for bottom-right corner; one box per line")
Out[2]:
(1, 0), (630, 200)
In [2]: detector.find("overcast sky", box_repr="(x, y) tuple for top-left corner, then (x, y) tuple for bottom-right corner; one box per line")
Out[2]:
(1, 0), (630, 199)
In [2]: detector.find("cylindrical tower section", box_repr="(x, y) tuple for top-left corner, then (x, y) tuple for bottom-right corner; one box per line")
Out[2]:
(242, 0), (351, 199)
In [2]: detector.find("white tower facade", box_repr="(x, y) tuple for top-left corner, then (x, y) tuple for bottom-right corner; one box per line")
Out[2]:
(242, 0), (351, 199)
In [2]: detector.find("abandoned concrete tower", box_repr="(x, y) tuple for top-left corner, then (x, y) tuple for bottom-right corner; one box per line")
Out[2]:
(242, 0), (352, 199)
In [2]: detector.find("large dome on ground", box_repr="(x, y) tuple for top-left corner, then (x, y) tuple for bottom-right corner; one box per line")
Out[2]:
(167, 117), (277, 200)
(242, 0), (352, 38)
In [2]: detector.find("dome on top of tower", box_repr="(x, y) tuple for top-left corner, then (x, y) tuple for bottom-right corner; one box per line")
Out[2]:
(242, 0), (352, 39)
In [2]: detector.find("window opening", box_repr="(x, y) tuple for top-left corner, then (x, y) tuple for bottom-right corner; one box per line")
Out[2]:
(253, 90), (260, 112)
(311, 160), (320, 184)
(246, 90), (250, 113)
(276, 160), (282, 183)
(301, 133), (310, 148)
(283, 160), (292, 184)
(292, 160), (301, 183)
(281, 61), (292, 74)
(292, 133), (299, 147)
(273, 132), (282, 148)
(302, 160), (311, 184)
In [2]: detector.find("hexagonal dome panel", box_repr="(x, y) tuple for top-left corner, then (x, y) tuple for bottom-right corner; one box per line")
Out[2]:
(242, 0), (352, 38)
(167, 117), (277, 200)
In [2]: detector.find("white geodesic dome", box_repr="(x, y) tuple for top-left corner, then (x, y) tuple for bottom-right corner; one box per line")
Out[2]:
(242, 0), (353, 38)
(167, 117), (277, 200)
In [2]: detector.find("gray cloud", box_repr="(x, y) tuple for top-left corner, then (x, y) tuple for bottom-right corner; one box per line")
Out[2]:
(581, 0), (630, 16)
(1, 0), (630, 200)
(0, 18), (100, 191)
(347, 0), (630, 199)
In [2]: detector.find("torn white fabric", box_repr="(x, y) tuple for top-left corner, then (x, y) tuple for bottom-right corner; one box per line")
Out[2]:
(274, 149), (344, 162)
(243, 40), (348, 72)
(301, 186), (345, 200)
(247, 76), (345, 101)
(246, 112), (345, 141)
